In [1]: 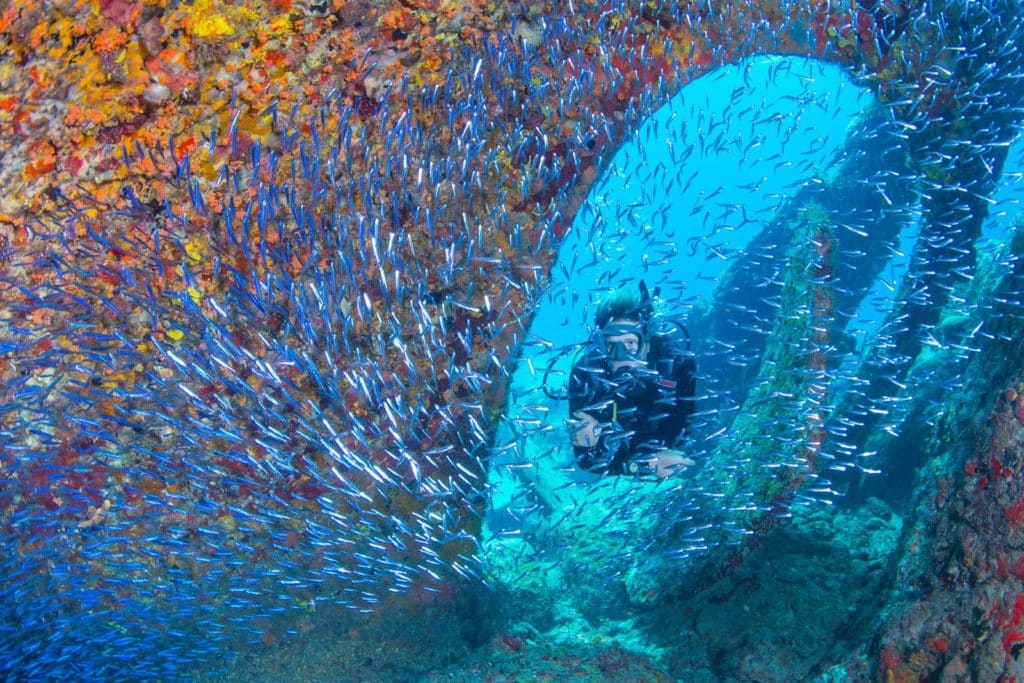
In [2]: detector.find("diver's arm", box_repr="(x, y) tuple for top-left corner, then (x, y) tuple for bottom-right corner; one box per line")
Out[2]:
(568, 406), (630, 475)
(569, 411), (602, 448)
(568, 354), (638, 475)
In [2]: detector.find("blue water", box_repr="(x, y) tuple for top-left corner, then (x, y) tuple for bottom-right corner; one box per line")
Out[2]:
(539, 56), (872, 331)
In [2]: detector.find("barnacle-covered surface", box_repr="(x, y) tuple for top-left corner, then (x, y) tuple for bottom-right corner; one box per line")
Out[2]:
(3, 0), (1024, 680)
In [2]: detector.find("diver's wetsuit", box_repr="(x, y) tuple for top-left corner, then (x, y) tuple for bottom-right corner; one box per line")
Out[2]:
(568, 326), (696, 475)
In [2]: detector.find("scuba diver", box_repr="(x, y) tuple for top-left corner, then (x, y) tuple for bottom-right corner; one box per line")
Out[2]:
(564, 280), (697, 478)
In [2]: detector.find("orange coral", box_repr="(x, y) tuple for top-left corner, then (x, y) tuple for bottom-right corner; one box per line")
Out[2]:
(380, 7), (414, 34)
(93, 26), (129, 53)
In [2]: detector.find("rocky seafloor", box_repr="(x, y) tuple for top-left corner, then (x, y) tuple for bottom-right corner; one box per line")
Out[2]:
(201, 495), (905, 681)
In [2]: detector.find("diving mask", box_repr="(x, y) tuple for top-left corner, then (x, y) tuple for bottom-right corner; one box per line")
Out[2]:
(601, 321), (646, 362)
